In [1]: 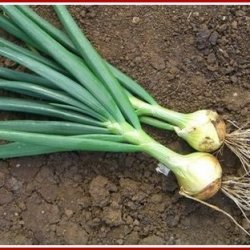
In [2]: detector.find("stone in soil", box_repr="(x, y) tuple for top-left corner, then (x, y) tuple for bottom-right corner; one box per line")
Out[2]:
(102, 206), (123, 226)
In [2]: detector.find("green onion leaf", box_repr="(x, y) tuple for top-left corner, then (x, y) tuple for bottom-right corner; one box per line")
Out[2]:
(0, 130), (141, 152)
(0, 142), (66, 159)
(76, 134), (124, 142)
(0, 37), (65, 73)
(0, 133), (125, 159)
(49, 103), (105, 121)
(0, 120), (108, 135)
(140, 116), (176, 131)
(17, 5), (77, 53)
(0, 67), (57, 89)
(107, 63), (157, 105)
(0, 97), (103, 126)
(0, 14), (38, 49)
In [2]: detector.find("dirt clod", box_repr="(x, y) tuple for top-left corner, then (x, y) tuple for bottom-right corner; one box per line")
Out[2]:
(63, 223), (89, 245)
(89, 176), (111, 207)
(139, 235), (165, 245)
(103, 206), (123, 226)
(0, 188), (13, 205)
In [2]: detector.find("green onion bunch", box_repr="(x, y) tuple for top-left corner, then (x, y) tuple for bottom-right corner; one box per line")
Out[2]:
(0, 5), (249, 233)
(0, 5), (248, 174)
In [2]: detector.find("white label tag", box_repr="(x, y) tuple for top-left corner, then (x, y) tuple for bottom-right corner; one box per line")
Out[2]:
(156, 163), (170, 177)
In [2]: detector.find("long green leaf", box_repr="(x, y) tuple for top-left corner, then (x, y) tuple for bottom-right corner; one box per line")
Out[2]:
(0, 133), (124, 159)
(0, 97), (103, 126)
(0, 67), (57, 89)
(106, 63), (157, 105)
(0, 120), (109, 135)
(0, 37), (65, 73)
(0, 15), (37, 48)
(0, 130), (141, 152)
(17, 5), (77, 53)
(54, 5), (140, 129)
(76, 134), (124, 142)
(0, 47), (111, 121)
(0, 79), (105, 121)
(15, 6), (156, 105)
(140, 116), (175, 131)
(49, 103), (103, 121)
(0, 142), (67, 159)
(2, 6), (123, 123)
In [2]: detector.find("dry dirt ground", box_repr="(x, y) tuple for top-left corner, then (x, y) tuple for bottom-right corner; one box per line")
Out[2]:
(0, 5), (249, 245)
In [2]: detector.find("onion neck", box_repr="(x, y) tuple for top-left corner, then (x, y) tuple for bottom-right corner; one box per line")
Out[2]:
(129, 95), (187, 128)
(105, 120), (185, 169)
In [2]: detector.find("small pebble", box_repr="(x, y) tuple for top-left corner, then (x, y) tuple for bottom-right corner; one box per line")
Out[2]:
(65, 209), (74, 218)
(209, 31), (219, 45)
(132, 17), (140, 24)
(230, 76), (238, 83)
(19, 220), (24, 225)
(231, 21), (238, 29)
(133, 219), (140, 226)
(116, 239), (123, 245)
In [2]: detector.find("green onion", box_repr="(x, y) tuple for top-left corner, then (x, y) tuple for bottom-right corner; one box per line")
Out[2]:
(0, 6), (249, 235)
(0, 5), (224, 200)
(0, 5), (227, 154)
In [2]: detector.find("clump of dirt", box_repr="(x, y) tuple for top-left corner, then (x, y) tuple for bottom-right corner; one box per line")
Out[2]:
(0, 5), (249, 245)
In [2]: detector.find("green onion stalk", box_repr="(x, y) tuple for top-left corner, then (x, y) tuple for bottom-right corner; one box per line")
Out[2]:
(0, 6), (249, 232)
(0, 6), (248, 175)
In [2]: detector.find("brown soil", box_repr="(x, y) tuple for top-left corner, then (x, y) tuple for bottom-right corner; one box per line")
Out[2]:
(0, 5), (249, 245)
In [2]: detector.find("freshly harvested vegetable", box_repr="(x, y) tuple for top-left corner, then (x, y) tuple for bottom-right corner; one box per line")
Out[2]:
(1, 6), (248, 174)
(0, 4), (222, 199)
(0, 5), (249, 234)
